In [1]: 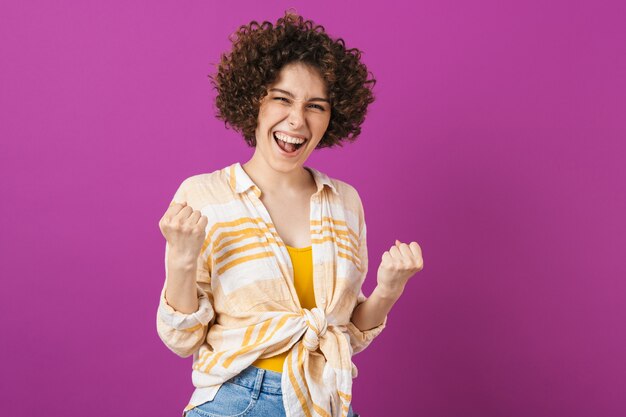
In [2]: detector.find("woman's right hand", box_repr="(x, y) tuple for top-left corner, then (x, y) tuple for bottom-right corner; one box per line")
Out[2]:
(159, 201), (209, 265)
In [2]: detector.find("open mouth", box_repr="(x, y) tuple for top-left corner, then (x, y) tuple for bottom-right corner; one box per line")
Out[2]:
(273, 132), (307, 154)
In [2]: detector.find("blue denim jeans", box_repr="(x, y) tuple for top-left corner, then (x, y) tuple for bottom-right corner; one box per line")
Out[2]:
(184, 365), (359, 417)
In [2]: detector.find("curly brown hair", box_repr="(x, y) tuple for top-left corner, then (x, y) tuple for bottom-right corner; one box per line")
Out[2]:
(209, 10), (376, 148)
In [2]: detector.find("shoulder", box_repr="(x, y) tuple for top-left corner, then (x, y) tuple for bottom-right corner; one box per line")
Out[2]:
(330, 177), (362, 200)
(308, 166), (362, 203)
(169, 165), (234, 209)
(176, 169), (223, 192)
(316, 171), (366, 234)
(323, 174), (365, 214)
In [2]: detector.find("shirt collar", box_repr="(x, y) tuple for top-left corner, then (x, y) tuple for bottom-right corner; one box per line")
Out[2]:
(228, 162), (339, 197)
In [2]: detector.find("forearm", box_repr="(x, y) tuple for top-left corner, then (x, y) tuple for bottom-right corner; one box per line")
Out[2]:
(157, 250), (214, 358)
(350, 285), (403, 331)
(165, 252), (199, 314)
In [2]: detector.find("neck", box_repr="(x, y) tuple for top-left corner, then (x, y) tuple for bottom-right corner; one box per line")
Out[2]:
(242, 156), (316, 196)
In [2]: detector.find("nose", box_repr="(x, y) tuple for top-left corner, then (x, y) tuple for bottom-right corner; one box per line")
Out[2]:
(287, 105), (305, 129)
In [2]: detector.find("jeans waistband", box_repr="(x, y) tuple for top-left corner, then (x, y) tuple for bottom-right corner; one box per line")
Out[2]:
(227, 365), (283, 395)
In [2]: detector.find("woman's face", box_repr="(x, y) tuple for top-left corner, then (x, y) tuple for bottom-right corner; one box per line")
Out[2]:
(253, 62), (331, 172)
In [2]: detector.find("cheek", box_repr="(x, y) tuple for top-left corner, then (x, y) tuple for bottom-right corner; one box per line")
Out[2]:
(315, 116), (331, 133)
(256, 107), (268, 125)
(257, 102), (274, 120)
(259, 106), (284, 126)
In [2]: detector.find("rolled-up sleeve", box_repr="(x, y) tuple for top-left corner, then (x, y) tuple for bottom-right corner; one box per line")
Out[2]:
(157, 283), (214, 331)
(346, 293), (387, 355)
(346, 195), (387, 355)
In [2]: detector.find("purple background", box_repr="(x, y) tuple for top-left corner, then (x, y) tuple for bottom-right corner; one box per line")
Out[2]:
(1, 1), (625, 416)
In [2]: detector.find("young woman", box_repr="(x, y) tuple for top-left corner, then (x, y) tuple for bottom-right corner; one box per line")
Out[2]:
(157, 11), (424, 417)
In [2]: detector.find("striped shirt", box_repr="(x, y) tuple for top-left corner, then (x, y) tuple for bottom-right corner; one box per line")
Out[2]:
(156, 162), (387, 417)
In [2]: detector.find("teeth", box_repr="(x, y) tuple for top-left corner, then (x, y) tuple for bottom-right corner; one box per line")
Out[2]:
(274, 132), (306, 144)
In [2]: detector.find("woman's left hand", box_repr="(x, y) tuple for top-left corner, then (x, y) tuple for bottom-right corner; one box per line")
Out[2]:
(376, 240), (423, 298)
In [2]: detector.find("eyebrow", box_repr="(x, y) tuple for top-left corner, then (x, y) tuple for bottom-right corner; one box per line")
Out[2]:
(269, 88), (330, 103)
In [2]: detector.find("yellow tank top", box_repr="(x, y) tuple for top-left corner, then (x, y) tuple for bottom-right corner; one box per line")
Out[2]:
(252, 244), (315, 373)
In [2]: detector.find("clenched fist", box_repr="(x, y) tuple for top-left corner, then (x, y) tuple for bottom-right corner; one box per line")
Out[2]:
(159, 201), (208, 265)
(376, 239), (423, 297)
